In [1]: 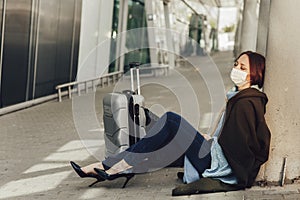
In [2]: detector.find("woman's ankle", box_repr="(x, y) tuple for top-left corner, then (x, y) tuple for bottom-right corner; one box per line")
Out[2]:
(82, 162), (104, 174)
(106, 160), (132, 175)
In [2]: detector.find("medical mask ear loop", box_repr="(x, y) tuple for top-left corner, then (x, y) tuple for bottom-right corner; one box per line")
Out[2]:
(239, 72), (251, 88)
(237, 79), (251, 88)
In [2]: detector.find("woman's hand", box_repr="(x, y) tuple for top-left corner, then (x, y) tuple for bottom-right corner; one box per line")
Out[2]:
(201, 133), (212, 141)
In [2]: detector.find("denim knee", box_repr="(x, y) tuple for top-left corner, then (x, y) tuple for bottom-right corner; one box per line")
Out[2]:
(165, 111), (181, 121)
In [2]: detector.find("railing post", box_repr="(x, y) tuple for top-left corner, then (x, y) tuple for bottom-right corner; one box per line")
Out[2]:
(68, 86), (72, 99)
(77, 84), (81, 96)
(85, 82), (88, 93)
(92, 80), (96, 92)
(58, 88), (62, 102)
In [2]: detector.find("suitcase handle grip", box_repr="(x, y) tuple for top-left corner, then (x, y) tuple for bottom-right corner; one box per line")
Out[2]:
(129, 62), (141, 68)
(130, 62), (141, 95)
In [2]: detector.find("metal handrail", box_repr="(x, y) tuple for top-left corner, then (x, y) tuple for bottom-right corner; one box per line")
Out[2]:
(55, 71), (123, 102)
(55, 65), (169, 102)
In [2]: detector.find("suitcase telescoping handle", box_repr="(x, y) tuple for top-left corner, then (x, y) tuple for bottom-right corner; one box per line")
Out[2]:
(129, 62), (141, 95)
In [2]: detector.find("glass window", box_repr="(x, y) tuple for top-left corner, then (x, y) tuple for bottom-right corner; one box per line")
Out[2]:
(124, 0), (150, 73)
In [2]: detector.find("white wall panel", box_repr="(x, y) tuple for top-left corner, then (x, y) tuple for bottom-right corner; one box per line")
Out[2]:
(77, 0), (114, 81)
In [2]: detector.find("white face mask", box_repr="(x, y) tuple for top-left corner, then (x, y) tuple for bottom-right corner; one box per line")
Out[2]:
(230, 68), (249, 87)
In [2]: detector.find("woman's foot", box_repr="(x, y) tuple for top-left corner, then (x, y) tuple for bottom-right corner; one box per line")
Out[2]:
(81, 162), (104, 175)
(70, 161), (105, 187)
(105, 159), (132, 175)
(93, 160), (133, 188)
(94, 168), (135, 188)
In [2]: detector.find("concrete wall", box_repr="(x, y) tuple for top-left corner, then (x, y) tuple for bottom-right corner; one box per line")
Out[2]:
(264, 0), (300, 183)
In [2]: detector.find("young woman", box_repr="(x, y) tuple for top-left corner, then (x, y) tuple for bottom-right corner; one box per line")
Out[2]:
(70, 51), (271, 192)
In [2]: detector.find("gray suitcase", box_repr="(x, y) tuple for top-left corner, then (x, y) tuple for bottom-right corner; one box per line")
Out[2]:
(103, 64), (148, 157)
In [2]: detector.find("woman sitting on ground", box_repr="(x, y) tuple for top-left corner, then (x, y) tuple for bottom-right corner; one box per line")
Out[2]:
(70, 51), (271, 195)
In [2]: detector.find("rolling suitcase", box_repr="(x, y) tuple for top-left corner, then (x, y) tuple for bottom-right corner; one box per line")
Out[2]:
(103, 62), (158, 157)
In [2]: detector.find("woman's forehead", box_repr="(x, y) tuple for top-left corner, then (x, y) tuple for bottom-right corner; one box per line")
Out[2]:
(238, 54), (249, 62)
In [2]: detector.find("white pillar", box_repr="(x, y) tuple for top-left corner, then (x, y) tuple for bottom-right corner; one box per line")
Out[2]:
(216, 7), (220, 51)
(233, 7), (243, 57)
(96, 0), (114, 75)
(240, 0), (258, 52)
(256, 0), (271, 56)
(264, 0), (300, 183)
(77, 0), (114, 80)
(144, 0), (158, 65)
(163, 1), (175, 68)
(116, 0), (128, 72)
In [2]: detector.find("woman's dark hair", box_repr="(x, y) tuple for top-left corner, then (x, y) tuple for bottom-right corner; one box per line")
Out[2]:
(236, 51), (266, 88)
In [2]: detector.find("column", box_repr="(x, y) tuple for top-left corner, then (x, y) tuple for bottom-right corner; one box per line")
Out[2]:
(233, 7), (242, 57)
(255, 0), (270, 180)
(163, 1), (175, 68)
(240, 0), (258, 52)
(144, 0), (158, 65)
(95, 0), (114, 76)
(78, 0), (114, 80)
(216, 7), (220, 51)
(264, 0), (300, 183)
(116, 0), (128, 72)
(256, 0), (271, 56)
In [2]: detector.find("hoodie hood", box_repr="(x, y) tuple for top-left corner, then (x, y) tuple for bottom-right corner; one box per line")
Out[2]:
(226, 87), (268, 115)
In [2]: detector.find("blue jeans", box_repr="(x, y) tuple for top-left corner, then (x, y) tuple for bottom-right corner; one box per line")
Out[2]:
(102, 112), (211, 174)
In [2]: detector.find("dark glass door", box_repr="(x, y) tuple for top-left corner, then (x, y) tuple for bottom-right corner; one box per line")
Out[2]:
(1, 0), (32, 107)
(124, 0), (150, 73)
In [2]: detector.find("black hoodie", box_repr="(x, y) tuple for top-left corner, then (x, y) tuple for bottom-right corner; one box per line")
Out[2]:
(218, 88), (271, 188)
